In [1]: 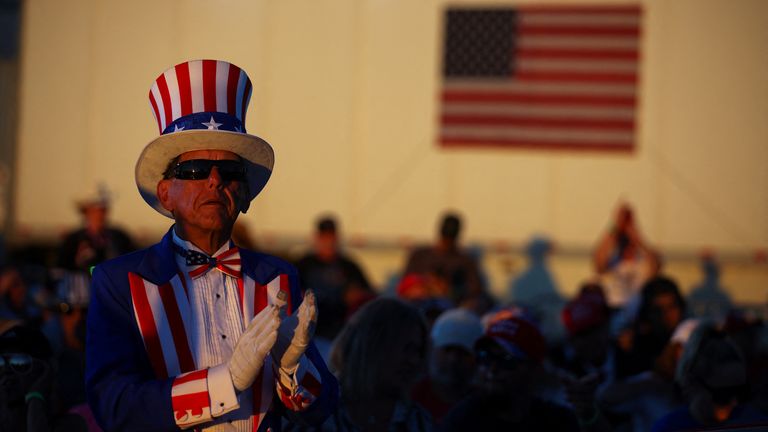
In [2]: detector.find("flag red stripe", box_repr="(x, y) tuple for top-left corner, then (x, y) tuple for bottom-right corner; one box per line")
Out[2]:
(442, 91), (635, 106)
(441, 114), (634, 130)
(517, 48), (638, 60)
(175, 62), (193, 116)
(155, 74), (173, 129)
(241, 79), (252, 124)
(227, 64), (240, 117)
(202, 60), (217, 112)
(174, 369), (208, 386)
(158, 282), (195, 373)
(129, 273), (168, 379)
(514, 71), (637, 83)
(149, 92), (162, 134)
(440, 137), (633, 151)
(518, 25), (639, 37)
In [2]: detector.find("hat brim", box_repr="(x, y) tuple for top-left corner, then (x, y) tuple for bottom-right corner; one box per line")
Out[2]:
(135, 130), (274, 218)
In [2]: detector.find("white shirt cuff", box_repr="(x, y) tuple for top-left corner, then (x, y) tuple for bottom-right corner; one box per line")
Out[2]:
(277, 356), (307, 393)
(207, 363), (239, 417)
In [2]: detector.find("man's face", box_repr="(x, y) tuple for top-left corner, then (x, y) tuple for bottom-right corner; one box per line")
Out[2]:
(157, 149), (248, 233)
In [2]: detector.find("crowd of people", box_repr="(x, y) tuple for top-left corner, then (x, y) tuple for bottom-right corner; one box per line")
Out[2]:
(1, 198), (767, 431)
(0, 56), (766, 431)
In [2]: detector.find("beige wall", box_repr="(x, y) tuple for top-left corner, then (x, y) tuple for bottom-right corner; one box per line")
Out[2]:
(14, 0), (768, 260)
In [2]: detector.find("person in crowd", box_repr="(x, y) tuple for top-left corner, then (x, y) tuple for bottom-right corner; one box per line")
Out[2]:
(600, 319), (698, 432)
(652, 321), (768, 431)
(85, 60), (338, 431)
(593, 203), (659, 308)
(404, 212), (485, 311)
(614, 276), (686, 378)
(442, 314), (580, 431)
(0, 265), (40, 323)
(395, 273), (454, 329)
(296, 215), (374, 344)
(411, 308), (483, 425)
(509, 236), (566, 345)
(687, 253), (732, 321)
(722, 310), (768, 416)
(57, 184), (135, 274)
(0, 321), (88, 431)
(551, 283), (614, 403)
(320, 297), (432, 432)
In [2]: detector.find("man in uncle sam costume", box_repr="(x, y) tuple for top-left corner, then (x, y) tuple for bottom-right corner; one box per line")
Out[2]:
(85, 60), (339, 431)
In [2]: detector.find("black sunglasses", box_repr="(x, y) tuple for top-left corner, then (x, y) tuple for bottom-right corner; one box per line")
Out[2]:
(170, 159), (247, 181)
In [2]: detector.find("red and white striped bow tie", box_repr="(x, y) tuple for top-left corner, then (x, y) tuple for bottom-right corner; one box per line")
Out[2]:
(178, 246), (242, 279)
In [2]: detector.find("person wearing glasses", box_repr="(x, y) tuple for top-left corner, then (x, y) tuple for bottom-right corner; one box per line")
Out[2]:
(85, 60), (338, 431)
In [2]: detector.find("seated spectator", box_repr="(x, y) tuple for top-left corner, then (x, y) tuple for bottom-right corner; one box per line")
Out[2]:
(57, 184), (135, 273)
(614, 276), (686, 379)
(403, 212), (485, 310)
(411, 308), (483, 425)
(652, 321), (768, 431)
(322, 297), (432, 431)
(600, 319), (698, 432)
(442, 315), (579, 431)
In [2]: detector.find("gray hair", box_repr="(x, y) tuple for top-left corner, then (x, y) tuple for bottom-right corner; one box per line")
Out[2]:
(329, 297), (428, 401)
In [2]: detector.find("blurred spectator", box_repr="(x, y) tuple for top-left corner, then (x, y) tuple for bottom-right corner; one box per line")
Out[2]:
(0, 321), (87, 431)
(652, 322), (768, 431)
(296, 215), (374, 349)
(687, 253), (732, 321)
(544, 284), (615, 431)
(593, 204), (659, 308)
(552, 283), (613, 387)
(722, 310), (768, 416)
(0, 265), (41, 323)
(509, 236), (566, 344)
(321, 297), (432, 431)
(403, 212), (485, 311)
(614, 276), (686, 379)
(600, 319), (698, 432)
(442, 315), (580, 431)
(411, 308), (483, 425)
(57, 184), (135, 273)
(396, 273), (454, 329)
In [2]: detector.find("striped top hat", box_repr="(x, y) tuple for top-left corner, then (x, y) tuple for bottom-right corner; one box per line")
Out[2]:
(135, 59), (274, 217)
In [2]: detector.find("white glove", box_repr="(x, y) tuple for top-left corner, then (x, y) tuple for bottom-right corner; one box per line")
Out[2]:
(272, 290), (317, 372)
(229, 304), (280, 391)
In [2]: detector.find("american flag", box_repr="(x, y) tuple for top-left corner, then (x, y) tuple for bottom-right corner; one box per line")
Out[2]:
(438, 6), (641, 151)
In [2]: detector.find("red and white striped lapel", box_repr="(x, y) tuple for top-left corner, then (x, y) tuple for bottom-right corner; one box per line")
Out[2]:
(129, 272), (195, 378)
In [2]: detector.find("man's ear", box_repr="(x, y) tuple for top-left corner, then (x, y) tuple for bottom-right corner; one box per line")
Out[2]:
(157, 180), (174, 213)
